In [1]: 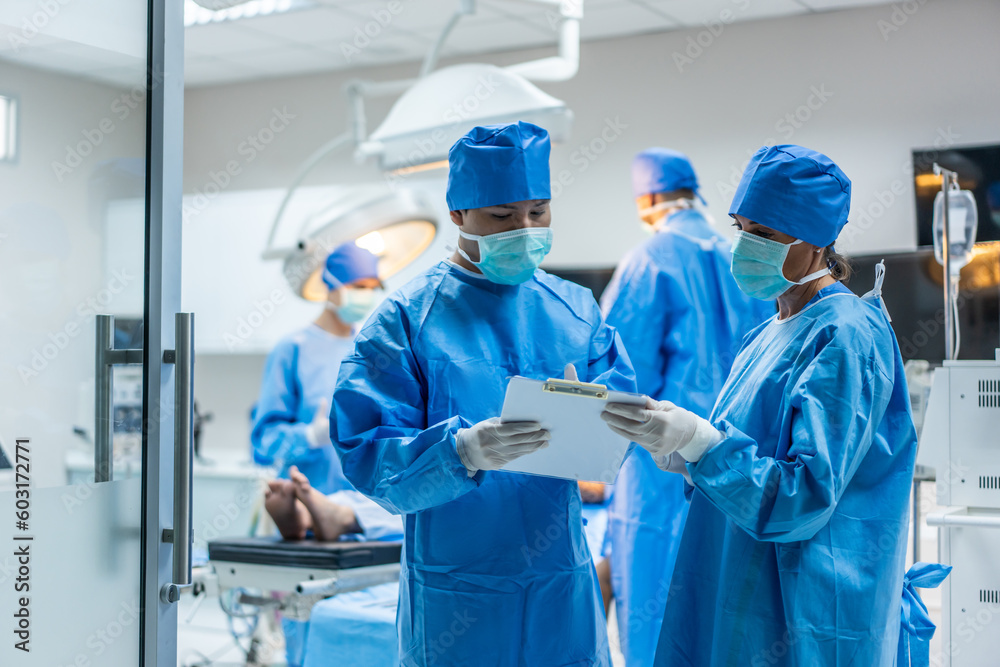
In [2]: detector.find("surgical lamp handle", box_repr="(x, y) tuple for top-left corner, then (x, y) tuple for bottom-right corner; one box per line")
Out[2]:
(261, 131), (354, 260)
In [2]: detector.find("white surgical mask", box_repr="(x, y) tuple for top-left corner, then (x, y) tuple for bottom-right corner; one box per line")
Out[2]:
(457, 228), (553, 285)
(730, 231), (829, 300)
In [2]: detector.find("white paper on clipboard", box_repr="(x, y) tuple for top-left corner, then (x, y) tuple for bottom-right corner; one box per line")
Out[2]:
(499, 376), (646, 483)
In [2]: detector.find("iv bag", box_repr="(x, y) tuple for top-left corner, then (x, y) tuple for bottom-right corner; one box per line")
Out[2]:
(932, 187), (978, 272)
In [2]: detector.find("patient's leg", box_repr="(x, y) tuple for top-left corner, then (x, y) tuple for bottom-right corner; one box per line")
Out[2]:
(289, 466), (361, 542)
(264, 479), (312, 540)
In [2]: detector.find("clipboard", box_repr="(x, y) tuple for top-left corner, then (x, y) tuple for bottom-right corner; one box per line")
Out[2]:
(499, 376), (646, 483)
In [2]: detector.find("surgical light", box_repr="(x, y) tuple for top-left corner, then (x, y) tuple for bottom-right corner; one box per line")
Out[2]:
(277, 186), (437, 302)
(358, 63), (574, 174)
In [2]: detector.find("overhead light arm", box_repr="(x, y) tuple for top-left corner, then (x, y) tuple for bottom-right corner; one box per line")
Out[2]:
(261, 131), (353, 260)
(420, 0), (476, 78)
(503, 0), (583, 82)
(263, 0), (584, 260)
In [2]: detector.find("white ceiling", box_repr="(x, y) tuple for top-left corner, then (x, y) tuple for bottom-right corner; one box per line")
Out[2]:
(0, 0), (892, 89)
(182, 0), (893, 86)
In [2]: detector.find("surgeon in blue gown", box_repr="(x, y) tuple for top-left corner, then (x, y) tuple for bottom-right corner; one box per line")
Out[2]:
(251, 242), (383, 494)
(600, 148), (772, 667)
(332, 121), (636, 667)
(602, 145), (918, 666)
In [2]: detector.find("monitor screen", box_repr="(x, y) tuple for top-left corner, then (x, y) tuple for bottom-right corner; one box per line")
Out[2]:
(913, 143), (1000, 247)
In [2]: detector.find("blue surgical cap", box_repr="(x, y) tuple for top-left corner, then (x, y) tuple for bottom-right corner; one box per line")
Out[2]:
(729, 145), (851, 248)
(446, 121), (551, 211)
(321, 242), (379, 290)
(631, 148), (702, 200)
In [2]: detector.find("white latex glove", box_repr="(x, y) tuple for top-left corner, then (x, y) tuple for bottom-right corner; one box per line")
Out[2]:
(456, 418), (550, 476)
(601, 397), (722, 462)
(305, 398), (332, 448)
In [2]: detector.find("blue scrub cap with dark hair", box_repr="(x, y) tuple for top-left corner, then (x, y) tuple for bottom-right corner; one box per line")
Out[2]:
(321, 242), (379, 290)
(729, 145), (851, 248)
(446, 121), (551, 211)
(631, 148), (703, 202)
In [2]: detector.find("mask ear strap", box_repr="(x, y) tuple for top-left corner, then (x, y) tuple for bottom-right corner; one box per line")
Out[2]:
(456, 231), (481, 267)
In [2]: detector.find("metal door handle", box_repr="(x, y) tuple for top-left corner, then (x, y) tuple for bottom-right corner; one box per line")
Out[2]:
(94, 315), (143, 483)
(161, 312), (195, 604)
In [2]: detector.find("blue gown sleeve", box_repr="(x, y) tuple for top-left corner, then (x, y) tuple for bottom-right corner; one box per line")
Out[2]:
(600, 253), (671, 398)
(689, 343), (893, 543)
(250, 341), (314, 467)
(331, 302), (481, 516)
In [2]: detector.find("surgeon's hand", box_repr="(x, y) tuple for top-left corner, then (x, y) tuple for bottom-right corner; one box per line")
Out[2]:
(456, 418), (550, 476)
(601, 398), (722, 462)
(306, 399), (332, 448)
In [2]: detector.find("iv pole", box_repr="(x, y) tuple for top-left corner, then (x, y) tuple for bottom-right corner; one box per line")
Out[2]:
(915, 164), (960, 566)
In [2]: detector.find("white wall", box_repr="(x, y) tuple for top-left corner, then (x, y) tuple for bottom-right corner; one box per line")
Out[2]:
(182, 0), (1000, 454)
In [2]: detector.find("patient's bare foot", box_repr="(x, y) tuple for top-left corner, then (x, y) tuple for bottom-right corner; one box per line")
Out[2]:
(264, 478), (312, 540)
(289, 466), (361, 542)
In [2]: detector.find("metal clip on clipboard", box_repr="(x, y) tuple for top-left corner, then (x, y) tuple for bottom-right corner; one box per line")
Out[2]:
(541, 378), (609, 400)
(500, 375), (645, 482)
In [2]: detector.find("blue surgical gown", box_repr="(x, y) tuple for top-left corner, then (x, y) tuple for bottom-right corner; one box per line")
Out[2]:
(251, 324), (354, 495)
(600, 209), (773, 667)
(655, 281), (918, 666)
(332, 260), (637, 667)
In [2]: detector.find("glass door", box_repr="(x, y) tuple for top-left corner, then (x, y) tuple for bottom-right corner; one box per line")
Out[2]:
(0, 0), (185, 664)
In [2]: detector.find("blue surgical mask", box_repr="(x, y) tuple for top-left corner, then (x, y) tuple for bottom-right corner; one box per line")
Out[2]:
(457, 228), (553, 285)
(327, 287), (382, 323)
(730, 230), (830, 300)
